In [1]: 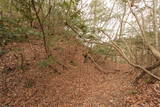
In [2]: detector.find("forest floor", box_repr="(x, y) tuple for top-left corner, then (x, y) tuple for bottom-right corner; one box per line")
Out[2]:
(1, 38), (160, 107)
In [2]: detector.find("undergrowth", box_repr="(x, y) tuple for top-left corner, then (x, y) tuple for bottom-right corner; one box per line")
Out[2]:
(37, 56), (57, 68)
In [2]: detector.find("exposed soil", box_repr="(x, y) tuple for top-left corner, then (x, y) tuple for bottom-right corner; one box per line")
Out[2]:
(1, 39), (160, 107)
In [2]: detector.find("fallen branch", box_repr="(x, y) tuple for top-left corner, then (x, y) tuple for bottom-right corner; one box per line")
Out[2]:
(134, 60), (160, 84)
(146, 61), (160, 71)
(87, 54), (112, 75)
(101, 31), (160, 81)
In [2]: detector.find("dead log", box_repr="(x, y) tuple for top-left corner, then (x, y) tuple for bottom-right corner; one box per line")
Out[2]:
(134, 61), (160, 84)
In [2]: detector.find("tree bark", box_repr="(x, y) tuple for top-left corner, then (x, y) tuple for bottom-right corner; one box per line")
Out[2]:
(134, 60), (160, 83)
(31, 0), (49, 56)
(153, 0), (159, 49)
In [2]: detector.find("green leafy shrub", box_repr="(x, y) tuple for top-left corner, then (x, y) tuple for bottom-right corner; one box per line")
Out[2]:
(37, 56), (57, 68)
(0, 17), (41, 46)
(0, 17), (26, 44)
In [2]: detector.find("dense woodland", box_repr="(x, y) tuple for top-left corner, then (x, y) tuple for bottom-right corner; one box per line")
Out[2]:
(0, 0), (160, 106)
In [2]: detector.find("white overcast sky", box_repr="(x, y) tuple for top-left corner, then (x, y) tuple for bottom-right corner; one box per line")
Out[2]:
(77, 0), (160, 40)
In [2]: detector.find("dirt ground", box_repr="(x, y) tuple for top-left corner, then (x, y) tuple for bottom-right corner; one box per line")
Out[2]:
(1, 40), (160, 107)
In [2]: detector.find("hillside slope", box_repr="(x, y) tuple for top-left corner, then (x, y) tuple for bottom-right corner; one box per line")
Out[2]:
(1, 38), (159, 107)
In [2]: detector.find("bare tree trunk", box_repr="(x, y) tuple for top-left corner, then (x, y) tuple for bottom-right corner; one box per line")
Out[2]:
(9, 0), (13, 17)
(129, 2), (160, 60)
(31, 0), (49, 56)
(0, 10), (2, 19)
(101, 31), (160, 81)
(153, 0), (159, 49)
